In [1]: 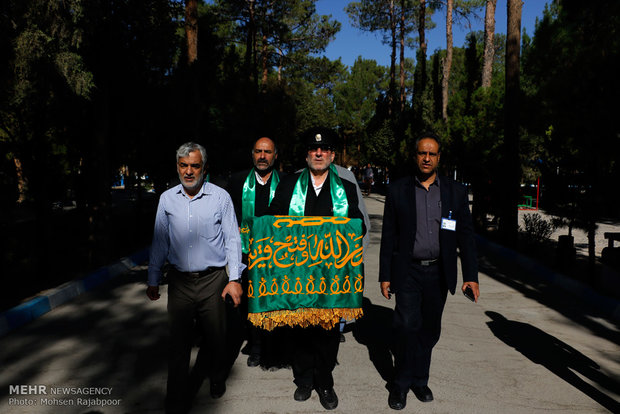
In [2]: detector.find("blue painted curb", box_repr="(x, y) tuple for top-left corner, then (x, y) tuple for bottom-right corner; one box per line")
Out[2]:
(5, 296), (51, 329)
(476, 235), (620, 324)
(0, 247), (150, 338)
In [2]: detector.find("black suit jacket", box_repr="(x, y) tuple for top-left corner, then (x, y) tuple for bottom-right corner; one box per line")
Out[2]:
(227, 168), (283, 224)
(268, 169), (364, 229)
(379, 175), (478, 294)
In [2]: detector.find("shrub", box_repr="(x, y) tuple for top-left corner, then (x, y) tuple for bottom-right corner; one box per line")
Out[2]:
(521, 213), (555, 244)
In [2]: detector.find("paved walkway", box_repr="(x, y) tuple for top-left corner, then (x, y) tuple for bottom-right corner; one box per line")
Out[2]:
(1, 194), (619, 413)
(517, 208), (620, 258)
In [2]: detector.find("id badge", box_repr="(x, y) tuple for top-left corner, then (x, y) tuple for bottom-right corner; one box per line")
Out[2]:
(441, 217), (456, 231)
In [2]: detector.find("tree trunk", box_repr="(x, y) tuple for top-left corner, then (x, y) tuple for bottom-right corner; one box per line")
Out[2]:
(418, 0), (427, 83)
(399, 0), (406, 113)
(389, 0), (396, 116)
(441, 0), (453, 121)
(481, 0), (497, 88)
(499, 0), (522, 247)
(412, 0), (427, 129)
(587, 219), (596, 271)
(13, 156), (27, 203)
(185, 0), (198, 65)
(245, 0), (257, 85)
(185, 0), (201, 137)
(278, 64), (282, 83)
(261, 32), (268, 90)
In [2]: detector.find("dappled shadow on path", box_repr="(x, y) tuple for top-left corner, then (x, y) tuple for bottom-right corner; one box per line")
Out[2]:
(478, 253), (620, 346)
(352, 297), (395, 388)
(368, 214), (384, 247)
(0, 268), (170, 413)
(486, 311), (620, 412)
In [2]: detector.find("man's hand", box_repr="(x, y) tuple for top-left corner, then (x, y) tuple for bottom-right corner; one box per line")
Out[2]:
(146, 285), (161, 301)
(221, 281), (243, 307)
(380, 281), (392, 300)
(461, 281), (480, 303)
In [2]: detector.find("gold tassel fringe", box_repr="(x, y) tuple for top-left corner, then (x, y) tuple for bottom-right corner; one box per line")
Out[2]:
(248, 308), (364, 331)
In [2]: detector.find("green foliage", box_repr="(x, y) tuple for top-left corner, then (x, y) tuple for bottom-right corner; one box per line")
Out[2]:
(347, 0), (418, 44)
(11, 0), (93, 104)
(433, 33), (500, 179)
(522, 1), (620, 168)
(216, 0), (340, 85)
(0, 0), (187, 208)
(333, 57), (387, 162)
(365, 119), (396, 166)
(347, 0), (419, 120)
(54, 52), (94, 97)
(521, 213), (555, 245)
(1, 0), (617, 240)
(285, 56), (347, 92)
(290, 56), (345, 139)
(0, 0), (97, 205)
(521, 0), (620, 219)
(334, 58), (386, 133)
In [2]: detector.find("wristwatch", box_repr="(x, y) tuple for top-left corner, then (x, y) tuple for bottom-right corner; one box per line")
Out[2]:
(229, 279), (242, 284)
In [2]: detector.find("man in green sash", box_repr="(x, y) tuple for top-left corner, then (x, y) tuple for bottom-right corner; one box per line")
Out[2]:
(268, 127), (365, 410)
(228, 137), (280, 225)
(227, 137), (282, 368)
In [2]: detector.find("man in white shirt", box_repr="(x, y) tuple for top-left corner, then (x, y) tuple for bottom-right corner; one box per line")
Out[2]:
(147, 142), (244, 414)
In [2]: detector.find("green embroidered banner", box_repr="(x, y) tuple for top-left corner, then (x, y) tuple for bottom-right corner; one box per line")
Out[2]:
(244, 215), (364, 330)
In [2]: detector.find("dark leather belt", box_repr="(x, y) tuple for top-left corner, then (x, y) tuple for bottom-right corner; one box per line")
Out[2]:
(172, 266), (226, 278)
(412, 258), (439, 266)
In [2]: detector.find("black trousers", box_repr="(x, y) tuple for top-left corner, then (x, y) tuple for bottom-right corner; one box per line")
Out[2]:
(291, 325), (341, 390)
(165, 268), (228, 414)
(392, 262), (447, 392)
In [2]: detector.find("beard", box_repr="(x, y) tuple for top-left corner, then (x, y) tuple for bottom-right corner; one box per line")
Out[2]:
(254, 159), (274, 173)
(178, 172), (204, 192)
(307, 158), (330, 174)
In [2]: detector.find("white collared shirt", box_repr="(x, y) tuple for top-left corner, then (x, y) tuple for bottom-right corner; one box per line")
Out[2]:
(147, 181), (245, 285)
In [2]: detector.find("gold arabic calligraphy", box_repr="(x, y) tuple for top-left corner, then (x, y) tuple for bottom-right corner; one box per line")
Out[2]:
(247, 216), (364, 299)
(248, 229), (363, 271)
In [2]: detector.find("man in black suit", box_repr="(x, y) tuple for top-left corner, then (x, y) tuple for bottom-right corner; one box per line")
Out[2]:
(268, 127), (365, 411)
(379, 133), (479, 410)
(228, 137), (280, 225)
(227, 137), (282, 368)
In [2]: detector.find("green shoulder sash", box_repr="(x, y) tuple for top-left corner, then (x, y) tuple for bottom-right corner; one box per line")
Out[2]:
(288, 164), (348, 217)
(240, 169), (279, 254)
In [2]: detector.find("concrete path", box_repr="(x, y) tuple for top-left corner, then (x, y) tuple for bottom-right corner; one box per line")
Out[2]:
(517, 208), (620, 259)
(1, 194), (619, 413)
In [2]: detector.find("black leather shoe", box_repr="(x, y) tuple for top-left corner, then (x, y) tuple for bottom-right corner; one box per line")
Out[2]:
(388, 390), (407, 410)
(247, 354), (260, 367)
(294, 385), (312, 401)
(316, 387), (338, 410)
(210, 382), (226, 399)
(411, 385), (433, 402)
